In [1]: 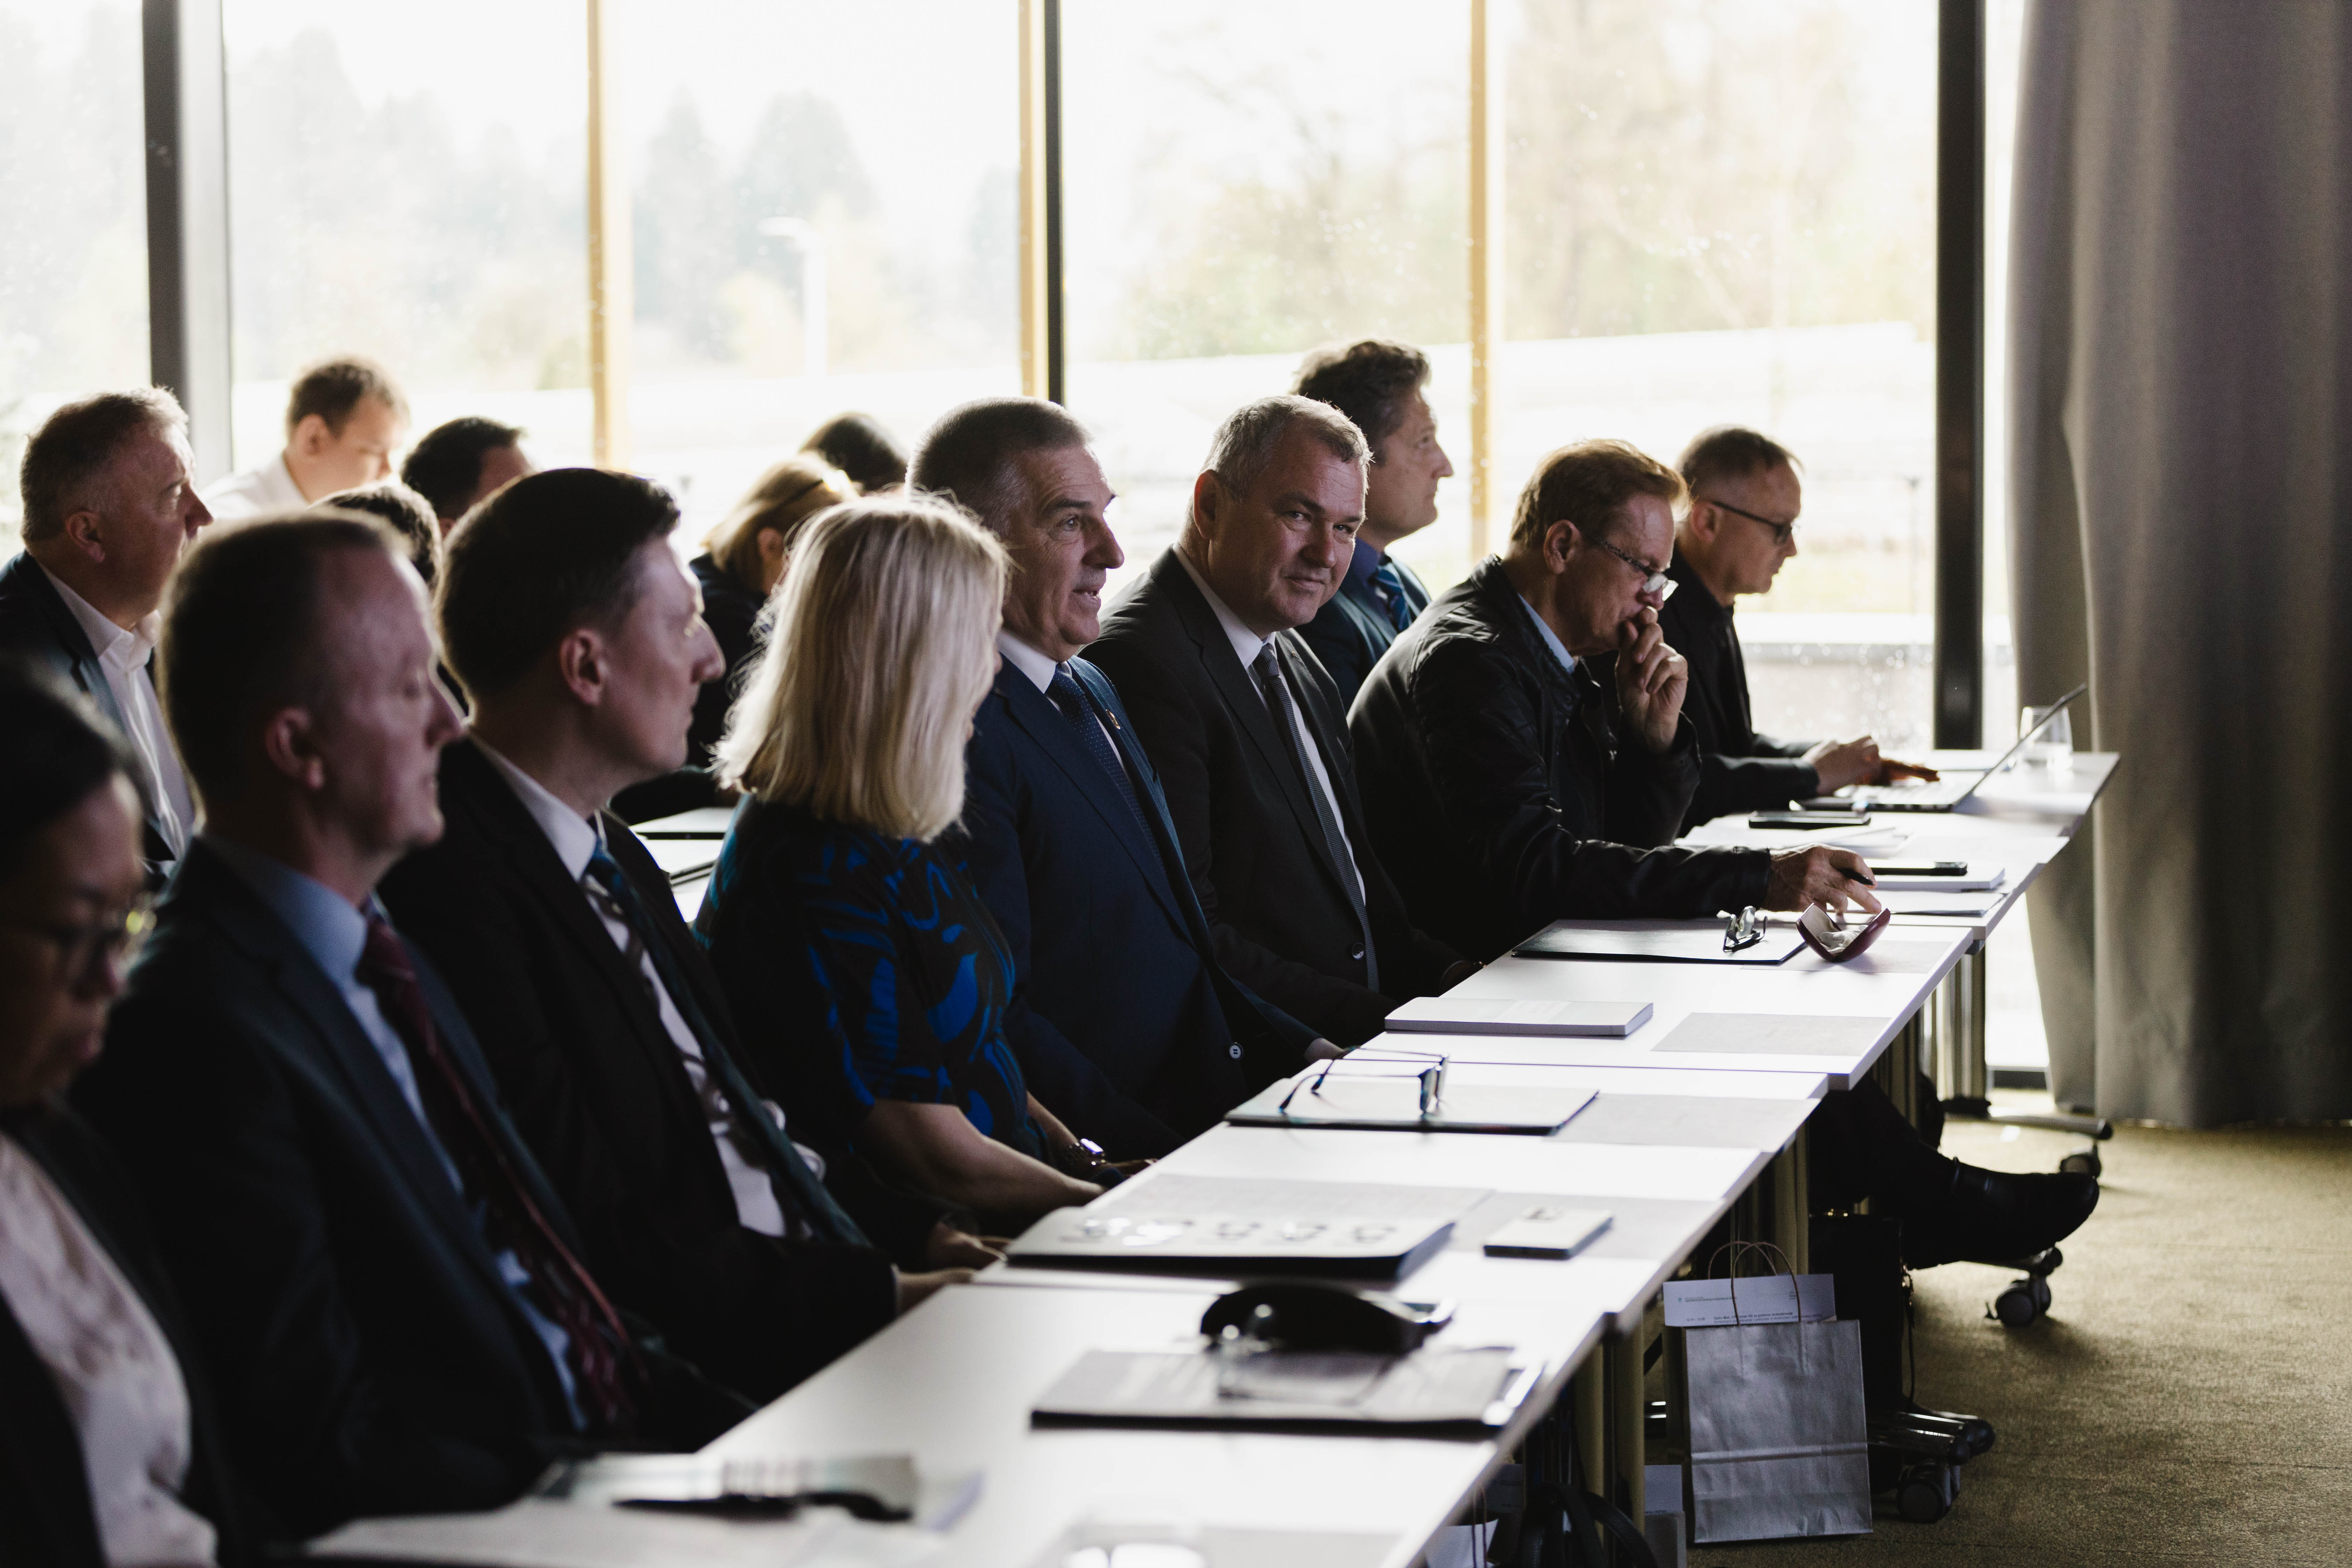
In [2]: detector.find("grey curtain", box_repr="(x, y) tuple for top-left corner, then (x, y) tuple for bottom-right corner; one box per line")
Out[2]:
(2009, 0), (2352, 1126)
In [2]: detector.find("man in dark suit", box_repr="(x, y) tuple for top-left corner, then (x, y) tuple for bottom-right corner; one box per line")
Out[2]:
(1089, 396), (1463, 1048)
(380, 470), (975, 1407)
(73, 515), (745, 1538)
(908, 399), (1324, 1156)
(1349, 438), (1877, 960)
(1292, 339), (1452, 706)
(1350, 441), (2097, 1266)
(1660, 426), (1934, 830)
(0, 389), (212, 884)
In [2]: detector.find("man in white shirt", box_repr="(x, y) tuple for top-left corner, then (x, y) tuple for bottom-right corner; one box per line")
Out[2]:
(202, 355), (408, 519)
(0, 389), (211, 883)
(378, 467), (979, 1404)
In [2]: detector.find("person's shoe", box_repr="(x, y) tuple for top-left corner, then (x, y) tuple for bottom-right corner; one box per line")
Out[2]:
(1900, 1162), (2098, 1269)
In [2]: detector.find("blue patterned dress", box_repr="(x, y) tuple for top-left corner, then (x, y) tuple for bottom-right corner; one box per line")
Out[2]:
(697, 797), (1046, 1170)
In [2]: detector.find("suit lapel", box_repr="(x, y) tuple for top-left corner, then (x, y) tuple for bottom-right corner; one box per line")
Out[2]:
(1334, 584), (1396, 658)
(443, 742), (709, 1135)
(991, 664), (1187, 924)
(1158, 555), (1353, 896)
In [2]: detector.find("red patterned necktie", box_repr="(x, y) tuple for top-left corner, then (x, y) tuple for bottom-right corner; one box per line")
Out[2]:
(355, 914), (638, 1434)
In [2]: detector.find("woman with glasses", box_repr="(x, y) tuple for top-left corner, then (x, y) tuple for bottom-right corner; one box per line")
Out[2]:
(0, 657), (249, 1568)
(697, 495), (1113, 1234)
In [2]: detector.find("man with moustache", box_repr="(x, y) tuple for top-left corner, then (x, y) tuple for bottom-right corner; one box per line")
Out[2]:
(913, 399), (1323, 1157)
(1088, 396), (1462, 1048)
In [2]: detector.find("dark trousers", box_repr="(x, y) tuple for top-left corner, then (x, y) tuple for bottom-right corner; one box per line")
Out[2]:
(1806, 1077), (1950, 1212)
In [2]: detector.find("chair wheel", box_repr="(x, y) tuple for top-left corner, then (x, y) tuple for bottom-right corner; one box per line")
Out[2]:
(1895, 1462), (1958, 1523)
(2059, 1146), (2101, 1178)
(1992, 1275), (2051, 1327)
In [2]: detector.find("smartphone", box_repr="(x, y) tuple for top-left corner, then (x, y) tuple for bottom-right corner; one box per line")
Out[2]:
(1868, 861), (1968, 877)
(1749, 811), (1871, 830)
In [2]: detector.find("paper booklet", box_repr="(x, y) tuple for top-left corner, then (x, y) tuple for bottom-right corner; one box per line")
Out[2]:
(1384, 996), (1654, 1037)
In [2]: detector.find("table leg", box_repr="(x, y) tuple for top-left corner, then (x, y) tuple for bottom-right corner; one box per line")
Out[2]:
(1937, 942), (2113, 1138)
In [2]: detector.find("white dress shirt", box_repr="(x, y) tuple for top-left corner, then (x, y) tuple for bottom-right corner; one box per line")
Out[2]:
(40, 567), (195, 858)
(996, 631), (1123, 755)
(476, 742), (814, 1240)
(1174, 552), (1365, 903)
(0, 1132), (217, 1568)
(198, 451), (305, 521)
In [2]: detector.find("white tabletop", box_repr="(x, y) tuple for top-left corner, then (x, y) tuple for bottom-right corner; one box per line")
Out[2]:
(704, 1278), (1609, 1568)
(1427, 919), (1974, 1086)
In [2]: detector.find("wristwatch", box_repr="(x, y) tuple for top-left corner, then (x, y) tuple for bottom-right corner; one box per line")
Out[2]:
(1052, 1137), (1114, 1182)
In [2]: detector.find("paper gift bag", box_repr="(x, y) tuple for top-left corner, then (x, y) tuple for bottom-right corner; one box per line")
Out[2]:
(1685, 1315), (1872, 1542)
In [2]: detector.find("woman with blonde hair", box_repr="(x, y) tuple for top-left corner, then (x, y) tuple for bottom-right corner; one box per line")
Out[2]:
(686, 454), (852, 766)
(697, 494), (1111, 1230)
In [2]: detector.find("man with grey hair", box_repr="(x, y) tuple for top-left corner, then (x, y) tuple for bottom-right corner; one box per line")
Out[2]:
(0, 388), (211, 882)
(915, 398), (1327, 1153)
(1089, 395), (1462, 1047)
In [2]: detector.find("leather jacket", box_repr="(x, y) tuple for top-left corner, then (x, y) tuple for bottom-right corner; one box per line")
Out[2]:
(1349, 558), (1772, 959)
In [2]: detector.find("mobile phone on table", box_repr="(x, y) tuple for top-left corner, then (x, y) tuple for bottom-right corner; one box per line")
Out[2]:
(1869, 861), (1968, 877)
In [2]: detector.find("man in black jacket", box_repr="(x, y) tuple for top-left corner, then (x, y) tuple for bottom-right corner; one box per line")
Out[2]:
(1661, 426), (1932, 830)
(1353, 441), (2096, 1265)
(379, 470), (978, 1406)
(1291, 339), (1451, 706)
(1350, 438), (1876, 962)
(1089, 396), (1462, 1047)
(0, 390), (212, 885)
(912, 399), (1322, 1155)
(75, 515), (746, 1537)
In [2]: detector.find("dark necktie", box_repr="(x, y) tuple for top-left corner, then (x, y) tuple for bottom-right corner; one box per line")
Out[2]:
(1249, 643), (1380, 994)
(354, 916), (637, 1434)
(1370, 559), (1416, 634)
(1045, 665), (1153, 839)
(580, 841), (867, 1249)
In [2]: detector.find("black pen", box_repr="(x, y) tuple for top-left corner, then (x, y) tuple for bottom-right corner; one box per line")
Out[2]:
(1843, 868), (1877, 887)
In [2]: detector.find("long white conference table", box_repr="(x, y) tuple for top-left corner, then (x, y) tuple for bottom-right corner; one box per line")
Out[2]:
(393, 752), (2112, 1568)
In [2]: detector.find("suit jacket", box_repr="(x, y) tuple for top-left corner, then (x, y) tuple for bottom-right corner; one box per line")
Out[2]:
(71, 841), (744, 1539)
(1656, 552), (1818, 828)
(1350, 558), (1772, 960)
(0, 552), (177, 879)
(377, 739), (899, 1403)
(0, 1103), (253, 1568)
(1296, 553), (1432, 708)
(1088, 550), (1459, 1046)
(957, 655), (1314, 1155)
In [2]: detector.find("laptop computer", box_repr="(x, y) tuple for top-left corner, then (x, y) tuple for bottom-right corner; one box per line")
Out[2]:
(1827, 683), (2087, 813)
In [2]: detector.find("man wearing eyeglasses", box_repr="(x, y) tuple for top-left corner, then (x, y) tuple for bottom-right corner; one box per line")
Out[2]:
(1663, 427), (1936, 831)
(1349, 438), (1873, 965)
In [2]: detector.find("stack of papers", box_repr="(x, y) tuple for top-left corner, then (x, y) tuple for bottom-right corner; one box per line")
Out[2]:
(1032, 1346), (1536, 1435)
(1385, 996), (1653, 1037)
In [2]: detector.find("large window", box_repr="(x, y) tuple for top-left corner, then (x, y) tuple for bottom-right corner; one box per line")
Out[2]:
(1504, 0), (1939, 745)
(0, 0), (148, 549)
(616, 0), (1020, 541)
(222, 0), (590, 478)
(1062, 0), (1471, 599)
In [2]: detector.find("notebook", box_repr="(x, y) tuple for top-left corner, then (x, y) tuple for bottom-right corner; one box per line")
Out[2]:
(1385, 996), (1653, 1037)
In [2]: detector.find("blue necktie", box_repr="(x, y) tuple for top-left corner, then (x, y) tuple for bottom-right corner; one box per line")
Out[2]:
(1370, 559), (1416, 633)
(1046, 665), (1153, 840)
(581, 841), (867, 1249)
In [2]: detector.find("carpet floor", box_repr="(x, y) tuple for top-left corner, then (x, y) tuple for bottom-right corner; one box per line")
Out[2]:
(1688, 1096), (2352, 1566)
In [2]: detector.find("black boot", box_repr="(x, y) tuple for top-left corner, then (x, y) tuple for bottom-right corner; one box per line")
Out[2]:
(1898, 1163), (2098, 1269)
